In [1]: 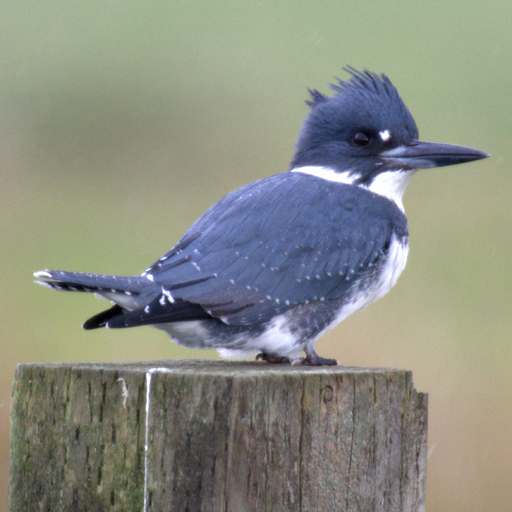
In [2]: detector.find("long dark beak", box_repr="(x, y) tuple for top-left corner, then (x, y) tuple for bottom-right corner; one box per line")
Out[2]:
(380, 141), (489, 170)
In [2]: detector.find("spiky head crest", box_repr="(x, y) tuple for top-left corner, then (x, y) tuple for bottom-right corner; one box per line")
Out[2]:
(291, 67), (419, 171)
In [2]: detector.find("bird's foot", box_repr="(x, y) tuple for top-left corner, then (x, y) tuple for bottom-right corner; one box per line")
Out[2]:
(291, 354), (340, 366)
(256, 352), (292, 364)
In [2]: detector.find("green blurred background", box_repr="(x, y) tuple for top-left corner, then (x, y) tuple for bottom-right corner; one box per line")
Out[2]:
(1, 1), (511, 510)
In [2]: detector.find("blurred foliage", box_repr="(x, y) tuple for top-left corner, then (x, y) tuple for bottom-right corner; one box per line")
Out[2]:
(1, 1), (511, 511)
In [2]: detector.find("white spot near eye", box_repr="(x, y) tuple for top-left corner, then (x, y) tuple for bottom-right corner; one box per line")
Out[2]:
(379, 129), (391, 142)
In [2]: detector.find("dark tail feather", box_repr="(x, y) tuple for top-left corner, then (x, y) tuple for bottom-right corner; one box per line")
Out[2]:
(82, 305), (124, 330)
(106, 299), (211, 328)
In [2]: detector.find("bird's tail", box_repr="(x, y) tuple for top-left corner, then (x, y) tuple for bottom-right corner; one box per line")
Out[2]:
(34, 270), (147, 295)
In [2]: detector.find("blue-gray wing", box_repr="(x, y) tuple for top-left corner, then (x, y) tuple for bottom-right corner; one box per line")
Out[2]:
(124, 172), (407, 327)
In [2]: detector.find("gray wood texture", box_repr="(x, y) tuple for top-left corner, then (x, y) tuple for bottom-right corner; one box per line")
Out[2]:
(9, 360), (427, 511)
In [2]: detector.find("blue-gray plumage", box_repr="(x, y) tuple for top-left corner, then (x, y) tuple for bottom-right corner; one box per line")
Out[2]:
(35, 68), (488, 365)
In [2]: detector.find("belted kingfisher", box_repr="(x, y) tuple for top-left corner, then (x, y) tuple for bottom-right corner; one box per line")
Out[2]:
(35, 68), (488, 365)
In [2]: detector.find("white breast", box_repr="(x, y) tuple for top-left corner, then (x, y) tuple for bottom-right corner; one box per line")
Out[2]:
(313, 234), (409, 341)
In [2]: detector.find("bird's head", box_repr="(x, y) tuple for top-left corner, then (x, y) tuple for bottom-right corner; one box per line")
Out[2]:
(290, 68), (489, 190)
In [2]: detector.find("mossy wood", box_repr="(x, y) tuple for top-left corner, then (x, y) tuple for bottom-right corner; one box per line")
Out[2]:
(9, 360), (427, 511)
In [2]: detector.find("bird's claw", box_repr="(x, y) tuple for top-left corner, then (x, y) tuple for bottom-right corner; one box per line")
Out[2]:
(256, 352), (339, 366)
(256, 353), (292, 364)
(291, 355), (340, 366)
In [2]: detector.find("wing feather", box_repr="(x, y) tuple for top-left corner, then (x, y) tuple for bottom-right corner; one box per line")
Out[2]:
(122, 172), (407, 327)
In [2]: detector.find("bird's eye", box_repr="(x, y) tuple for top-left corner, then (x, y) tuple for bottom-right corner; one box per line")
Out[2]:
(353, 132), (371, 146)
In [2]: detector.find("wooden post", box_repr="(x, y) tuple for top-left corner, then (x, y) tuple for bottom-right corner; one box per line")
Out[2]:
(9, 360), (427, 511)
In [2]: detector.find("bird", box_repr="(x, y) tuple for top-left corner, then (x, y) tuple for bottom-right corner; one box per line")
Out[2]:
(35, 67), (489, 366)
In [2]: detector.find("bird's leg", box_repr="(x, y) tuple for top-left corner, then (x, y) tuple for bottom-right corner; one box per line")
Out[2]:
(292, 345), (340, 366)
(255, 352), (292, 364)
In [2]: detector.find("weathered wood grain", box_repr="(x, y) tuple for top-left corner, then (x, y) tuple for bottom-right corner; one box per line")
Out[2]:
(9, 360), (427, 511)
